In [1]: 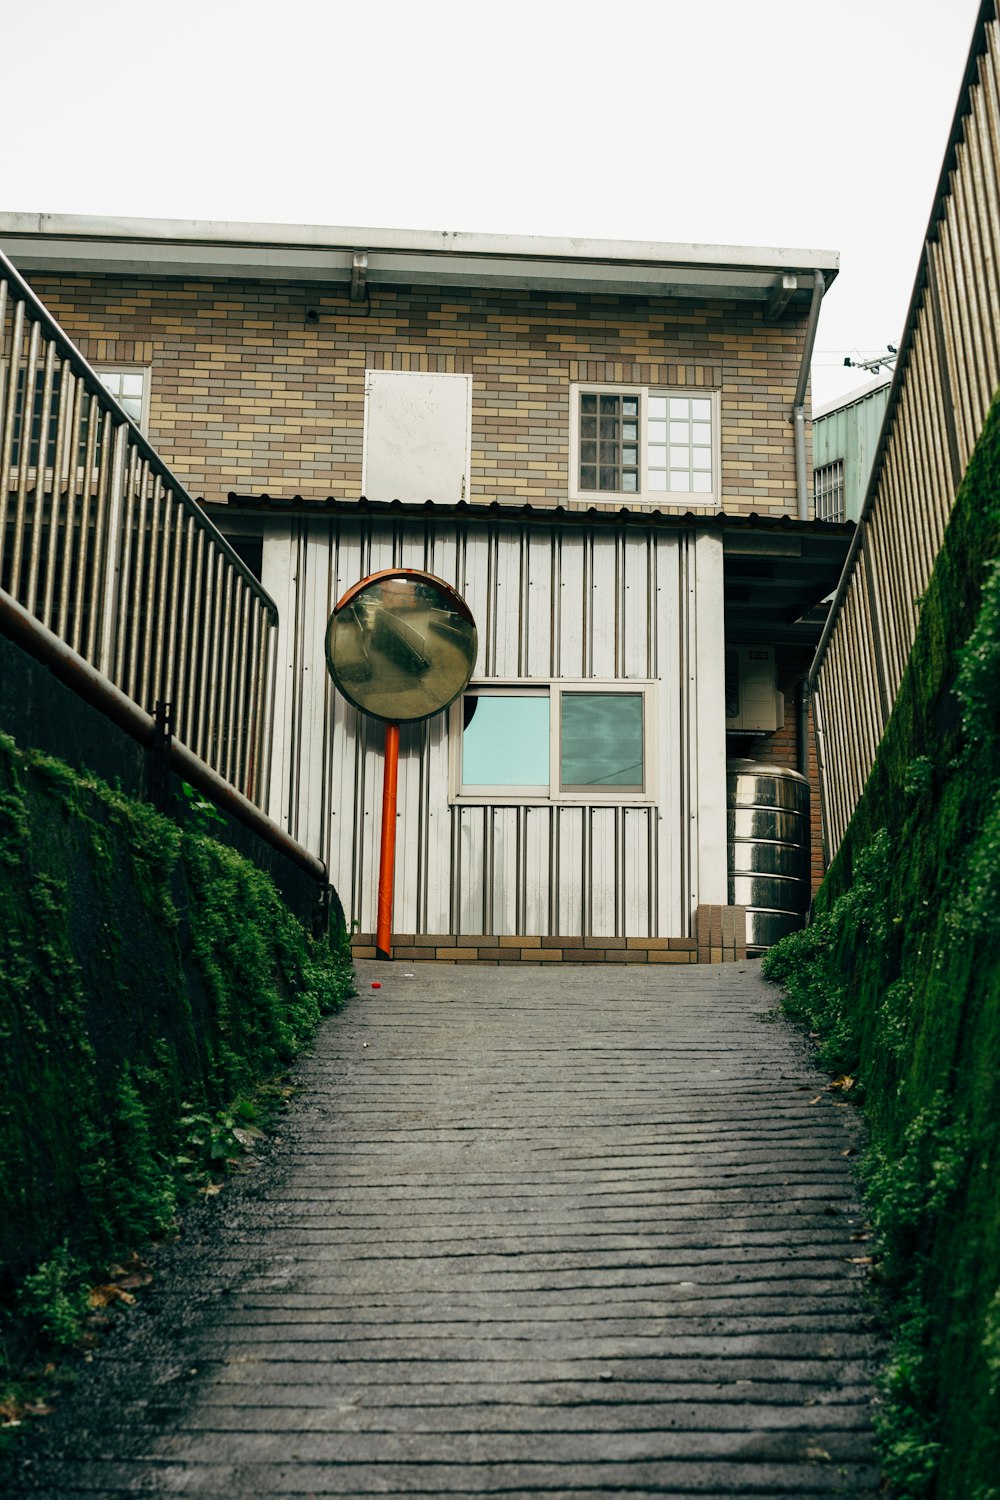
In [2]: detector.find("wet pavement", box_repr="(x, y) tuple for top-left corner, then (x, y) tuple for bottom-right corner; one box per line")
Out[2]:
(2, 959), (883, 1498)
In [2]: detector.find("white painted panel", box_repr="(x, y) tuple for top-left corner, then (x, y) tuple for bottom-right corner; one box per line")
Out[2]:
(589, 806), (617, 936)
(428, 526), (460, 600)
(457, 805), (486, 934)
(525, 528), (553, 679)
(492, 528), (521, 678)
(624, 807), (652, 937)
(393, 718), (424, 933)
(623, 531), (651, 679)
(260, 527), (297, 829)
(692, 529), (728, 907)
(556, 806), (584, 936)
(296, 525), (334, 857)
(489, 807), (519, 936)
(589, 534), (617, 679)
(354, 711), (382, 934)
(424, 711), (452, 932)
(362, 370), (471, 504)
(557, 532), (585, 679)
(366, 521), (397, 577)
(523, 805), (552, 933)
(459, 525), (492, 678)
(654, 532), (682, 937)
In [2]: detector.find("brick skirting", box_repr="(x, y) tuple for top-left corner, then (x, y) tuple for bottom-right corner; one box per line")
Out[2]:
(352, 905), (746, 965)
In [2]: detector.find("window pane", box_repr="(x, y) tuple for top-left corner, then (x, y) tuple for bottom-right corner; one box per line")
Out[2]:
(692, 448), (712, 470)
(669, 445), (690, 466)
(648, 471), (668, 491)
(649, 420), (668, 442)
(581, 415), (597, 438)
(581, 393), (597, 413)
(692, 399), (712, 420)
(669, 421), (689, 441)
(669, 471), (690, 490)
(622, 397), (639, 417)
(648, 397), (667, 419)
(669, 397), (690, 417)
(693, 421), (712, 444)
(622, 471), (637, 492)
(561, 693), (643, 789)
(692, 472), (712, 492)
(463, 695), (549, 787)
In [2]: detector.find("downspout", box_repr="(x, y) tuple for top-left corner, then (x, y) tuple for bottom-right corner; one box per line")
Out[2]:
(796, 678), (810, 778)
(792, 269), (826, 520)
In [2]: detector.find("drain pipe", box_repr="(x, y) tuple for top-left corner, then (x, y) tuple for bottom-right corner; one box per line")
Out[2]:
(796, 678), (810, 778)
(792, 269), (826, 521)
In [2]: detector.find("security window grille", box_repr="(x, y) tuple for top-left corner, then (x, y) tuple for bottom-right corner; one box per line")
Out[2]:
(573, 384), (717, 504)
(814, 458), (846, 522)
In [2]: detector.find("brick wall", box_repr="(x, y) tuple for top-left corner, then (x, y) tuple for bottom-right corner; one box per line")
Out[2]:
(26, 274), (811, 517)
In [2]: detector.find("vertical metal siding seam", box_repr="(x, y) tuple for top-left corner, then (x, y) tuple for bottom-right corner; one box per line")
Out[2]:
(678, 535), (691, 928)
(951, 152), (987, 432)
(965, 96), (1000, 388)
(979, 40), (1000, 328)
(939, 223), (977, 463)
(549, 804), (559, 937)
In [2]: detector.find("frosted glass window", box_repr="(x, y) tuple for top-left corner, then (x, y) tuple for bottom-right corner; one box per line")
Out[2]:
(462, 695), (549, 787)
(561, 693), (643, 789)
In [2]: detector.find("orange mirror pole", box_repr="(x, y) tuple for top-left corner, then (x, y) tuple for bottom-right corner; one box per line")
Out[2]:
(375, 721), (400, 960)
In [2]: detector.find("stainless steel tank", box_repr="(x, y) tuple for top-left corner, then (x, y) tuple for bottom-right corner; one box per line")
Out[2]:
(727, 760), (811, 953)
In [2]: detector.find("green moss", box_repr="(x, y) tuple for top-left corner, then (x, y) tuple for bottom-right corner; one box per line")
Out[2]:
(0, 734), (354, 1372)
(763, 393), (1000, 1499)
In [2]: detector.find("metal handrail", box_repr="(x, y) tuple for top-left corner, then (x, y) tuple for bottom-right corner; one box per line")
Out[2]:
(0, 244), (279, 809)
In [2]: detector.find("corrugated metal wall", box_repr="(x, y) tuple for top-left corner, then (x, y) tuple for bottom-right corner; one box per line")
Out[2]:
(262, 515), (726, 938)
(813, 383), (892, 522)
(810, 8), (1000, 861)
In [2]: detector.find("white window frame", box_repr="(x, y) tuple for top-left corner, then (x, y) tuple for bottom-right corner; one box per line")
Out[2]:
(569, 382), (720, 506)
(449, 680), (657, 806)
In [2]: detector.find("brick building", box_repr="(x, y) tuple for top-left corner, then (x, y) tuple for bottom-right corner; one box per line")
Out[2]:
(0, 215), (851, 957)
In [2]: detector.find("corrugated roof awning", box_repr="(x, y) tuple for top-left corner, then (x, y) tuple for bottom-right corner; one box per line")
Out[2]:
(212, 495), (853, 646)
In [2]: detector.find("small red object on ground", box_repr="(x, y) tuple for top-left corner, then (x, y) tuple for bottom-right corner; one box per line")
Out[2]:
(371, 981), (382, 989)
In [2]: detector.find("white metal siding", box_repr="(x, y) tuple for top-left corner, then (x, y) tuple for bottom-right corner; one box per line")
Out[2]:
(262, 515), (726, 939)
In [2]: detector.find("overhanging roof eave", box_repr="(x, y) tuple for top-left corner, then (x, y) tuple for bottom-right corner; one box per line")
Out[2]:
(0, 212), (840, 299)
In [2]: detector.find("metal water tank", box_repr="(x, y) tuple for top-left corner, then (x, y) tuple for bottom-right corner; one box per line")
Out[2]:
(727, 760), (811, 953)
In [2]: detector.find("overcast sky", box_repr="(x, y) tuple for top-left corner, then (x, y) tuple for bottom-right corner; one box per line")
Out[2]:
(4, 0), (983, 407)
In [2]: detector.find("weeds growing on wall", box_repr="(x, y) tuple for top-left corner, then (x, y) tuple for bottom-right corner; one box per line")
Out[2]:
(0, 738), (354, 1420)
(762, 396), (1000, 1500)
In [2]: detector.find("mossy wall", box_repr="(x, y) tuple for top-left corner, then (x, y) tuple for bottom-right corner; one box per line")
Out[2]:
(763, 395), (1000, 1499)
(0, 733), (354, 1312)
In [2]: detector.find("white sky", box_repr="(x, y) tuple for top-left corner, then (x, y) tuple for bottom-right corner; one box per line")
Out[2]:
(3, 0), (984, 408)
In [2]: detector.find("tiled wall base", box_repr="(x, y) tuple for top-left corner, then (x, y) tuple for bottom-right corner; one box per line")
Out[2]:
(352, 906), (746, 965)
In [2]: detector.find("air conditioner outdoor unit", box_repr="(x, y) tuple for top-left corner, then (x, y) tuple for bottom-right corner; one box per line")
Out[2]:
(725, 646), (784, 733)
